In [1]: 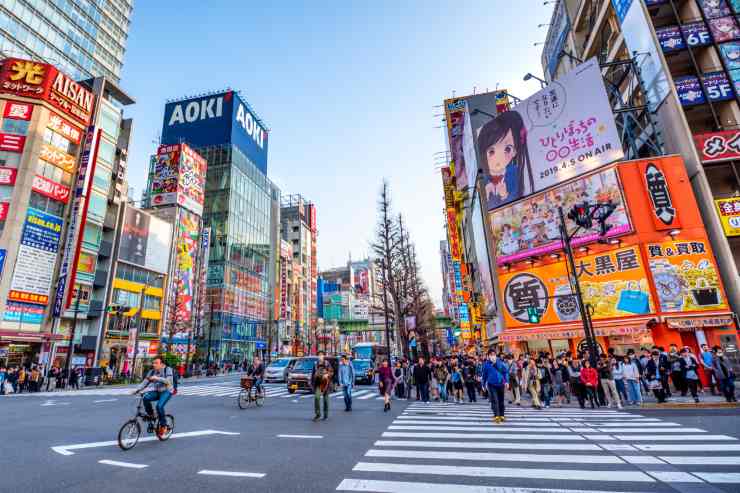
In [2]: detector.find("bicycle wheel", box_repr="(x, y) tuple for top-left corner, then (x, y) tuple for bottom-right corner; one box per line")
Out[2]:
(156, 415), (175, 441)
(237, 389), (250, 409)
(254, 388), (265, 407)
(117, 419), (141, 450)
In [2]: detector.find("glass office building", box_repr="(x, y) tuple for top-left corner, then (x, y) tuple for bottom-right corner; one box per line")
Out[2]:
(0, 0), (132, 83)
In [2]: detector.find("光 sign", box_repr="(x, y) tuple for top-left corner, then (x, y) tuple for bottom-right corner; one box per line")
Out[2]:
(161, 91), (268, 174)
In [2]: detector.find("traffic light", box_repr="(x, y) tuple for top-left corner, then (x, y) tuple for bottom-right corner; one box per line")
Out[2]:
(452, 328), (462, 337)
(106, 304), (131, 315)
(527, 306), (542, 324)
(568, 202), (592, 229)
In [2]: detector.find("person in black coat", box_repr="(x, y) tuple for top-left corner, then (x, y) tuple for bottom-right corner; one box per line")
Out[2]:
(644, 351), (666, 403)
(412, 357), (432, 403)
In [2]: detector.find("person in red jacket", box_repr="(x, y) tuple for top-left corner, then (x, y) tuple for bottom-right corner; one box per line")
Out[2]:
(579, 360), (599, 409)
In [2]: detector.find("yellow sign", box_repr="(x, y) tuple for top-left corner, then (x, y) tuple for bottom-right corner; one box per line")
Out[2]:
(715, 197), (740, 237)
(10, 60), (45, 84)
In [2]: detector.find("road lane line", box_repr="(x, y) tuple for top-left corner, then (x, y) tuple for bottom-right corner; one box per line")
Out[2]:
(373, 440), (601, 450)
(365, 449), (624, 464)
(51, 429), (240, 455)
(381, 432), (586, 440)
(93, 399), (118, 403)
(660, 456), (740, 465)
(352, 462), (654, 482)
(644, 471), (703, 483)
(388, 425), (569, 432)
(615, 434), (737, 441)
(98, 459), (148, 469)
(277, 434), (323, 439)
(392, 420), (559, 427)
(636, 444), (740, 451)
(595, 427), (706, 433)
(336, 479), (651, 493)
(691, 473), (740, 484)
(197, 470), (265, 478)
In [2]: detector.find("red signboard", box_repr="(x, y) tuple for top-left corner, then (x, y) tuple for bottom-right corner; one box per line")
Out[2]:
(0, 58), (93, 125)
(48, 112), (82, 144)
(31, 175), (70, 203)
(0, 167), (17, 185)
(8, 290), (49, 305)
(0, 202), (8, 220)
(0, 133), (25, 152)
(693, 130), (740, 163)
(3, 101), (33, 120)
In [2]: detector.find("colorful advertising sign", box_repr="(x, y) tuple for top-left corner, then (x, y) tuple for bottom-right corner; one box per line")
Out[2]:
(0, 167), (17, 185)
(646, 240), (727, 312)
(460, 91), (508, 193)
(39, 142), (76, 173)
(77, 252), (96, 274)
(675, 76), (705, 106)
(471, 191), (497, 323)
(174, 209), (200, 326)
(2, 302), (44, 326)
(0, 58), (93, 125)
(0, 132), (25, 152)
(541, 0), (570, 78)
(719, 41), (740, 70)
(151, 144), (207, 216)
(8, 208), (63, 306)
(0, 202), (8, 221)
(118, 207), (171, 274)
(499, 245), (654, 328)
(150, 146), (179, 208)
(47, 112), (82, 144)
(702, 71), (735, 102)
(441, 167), (455, 209)
(656, 25), (686, 52)
(698, 0), (731, 18)
(446, 209), (462, 261)
(490, 167), (630, 266)
(709, 16), (740, 42)
(714, 197), (740, 236)
(476, 58), (622, 211)
(682, 21), (713, 47)
(161, 91), (268, 174)
(3, 101), (33, 120)
(639, 158), (681, 230)
(31, 175), (71, 203)
(443, 97), (469, 191)
(693, 129), (740, 163)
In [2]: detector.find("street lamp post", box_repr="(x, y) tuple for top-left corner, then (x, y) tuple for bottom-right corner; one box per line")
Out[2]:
(62, 291), (82, 388)
(129, 285), (146, 383)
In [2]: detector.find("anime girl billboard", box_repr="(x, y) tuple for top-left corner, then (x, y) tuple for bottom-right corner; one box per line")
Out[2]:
(474, 58), (623, 211)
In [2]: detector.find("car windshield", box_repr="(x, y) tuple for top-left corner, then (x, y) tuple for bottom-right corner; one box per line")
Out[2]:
(352, 360), (372, 370)
(354, 346), (373, 360)
(293, 359), (316, 371)
(268, 359), (291, 368)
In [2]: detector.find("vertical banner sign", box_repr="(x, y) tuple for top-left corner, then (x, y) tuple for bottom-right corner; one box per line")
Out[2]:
(53, 126), (99, 316)
(640, 159), (680, 230)
(175, 208), (200, 326)
(195, 227), (211, 337)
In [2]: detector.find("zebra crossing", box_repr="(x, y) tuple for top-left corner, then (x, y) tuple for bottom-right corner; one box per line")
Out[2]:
(336, 402), (740, 492)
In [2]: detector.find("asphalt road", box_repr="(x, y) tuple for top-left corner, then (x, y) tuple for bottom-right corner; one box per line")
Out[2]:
(2, 375), (740, 493)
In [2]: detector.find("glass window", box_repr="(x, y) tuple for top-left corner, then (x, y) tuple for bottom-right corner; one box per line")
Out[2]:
(97, 138), (115, 164)
(99, 103), (120, 139)
(1, 119), (29, 135)
(93, 165), (112, 192)
(143, 295), (160, 311)
(87, 191), (107, 222)
(42, 128), (73, 154)
(82, 223), (102, 248)
(0, 151), (21, 168)
(0, 185), (12, 201)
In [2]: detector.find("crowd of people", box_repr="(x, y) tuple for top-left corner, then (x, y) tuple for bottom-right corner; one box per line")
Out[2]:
(368, 343), (736, 416)
(0, 364), (83, 394)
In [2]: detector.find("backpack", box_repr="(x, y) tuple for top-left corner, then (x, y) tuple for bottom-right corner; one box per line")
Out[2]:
(451, 370), (461, 383)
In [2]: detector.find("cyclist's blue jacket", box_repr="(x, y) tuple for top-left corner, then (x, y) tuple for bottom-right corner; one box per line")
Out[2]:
(481, 359), (509, 387)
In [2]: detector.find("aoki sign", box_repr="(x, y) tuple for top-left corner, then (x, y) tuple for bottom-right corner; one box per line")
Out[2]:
(167, 94), (225, 125)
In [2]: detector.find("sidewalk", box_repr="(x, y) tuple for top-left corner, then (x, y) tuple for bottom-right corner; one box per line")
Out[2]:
(496, 392), (738, 410)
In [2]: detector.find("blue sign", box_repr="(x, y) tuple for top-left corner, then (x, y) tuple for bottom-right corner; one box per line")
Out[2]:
(612, 0), (632, 23)
(675, 75), (706, 106)
(0, 249), (5, 279)
(22, 208), (63, 252)
(656, 25), (686, 52)
(161, 91), (268, 175)
(703, 71), (735, 102)
(682, 22), (712, 47)
(255, 341), (267, 350)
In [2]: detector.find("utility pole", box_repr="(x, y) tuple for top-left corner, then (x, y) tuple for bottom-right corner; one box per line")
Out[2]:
(129, 284), (147, 383)
(62, 292), (82, 388)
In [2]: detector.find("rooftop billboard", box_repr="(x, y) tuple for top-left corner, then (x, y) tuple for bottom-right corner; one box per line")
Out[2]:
(161, 90), (268, 174)
(151, 143), (207, 216)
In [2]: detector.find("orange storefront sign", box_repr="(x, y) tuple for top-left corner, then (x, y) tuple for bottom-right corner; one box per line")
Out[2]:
(39, 142), (76, 173)
(499, 245), (654, 329)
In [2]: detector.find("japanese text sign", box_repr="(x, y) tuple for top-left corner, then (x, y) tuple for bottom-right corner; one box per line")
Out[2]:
(715, 197), (740, 236)
(3, 101), (33, 120)
(693, 130), (740, 163)
(32, 175), (70, 203)
(0, 132), (25, 152)
(47, 112), (82, 144)
(639, 159), (680, 230)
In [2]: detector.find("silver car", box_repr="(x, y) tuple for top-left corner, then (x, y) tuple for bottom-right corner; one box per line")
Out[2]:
(264, 357), (297, 383)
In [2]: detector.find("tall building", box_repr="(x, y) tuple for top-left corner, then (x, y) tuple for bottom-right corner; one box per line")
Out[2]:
(146, 89), (273, 364)
(0, 0), (133, 83)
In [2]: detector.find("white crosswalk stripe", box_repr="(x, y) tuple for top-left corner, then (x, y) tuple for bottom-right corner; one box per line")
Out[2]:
(336, 401), (740, 492)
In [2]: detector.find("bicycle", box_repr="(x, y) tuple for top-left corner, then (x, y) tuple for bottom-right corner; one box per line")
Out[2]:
(237, 376), (265, 409)
(117, 394), (175, 450)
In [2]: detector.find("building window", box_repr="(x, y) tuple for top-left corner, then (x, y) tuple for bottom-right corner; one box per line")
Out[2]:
(0, 185), (13, 202)
(112, 288), (139, 308)
(37, 160), (72, 185)
(97, 137), (116, 165)
(99, 103), (121, 139)
(87, 191), (107, 223)
(82, 223), (102, 249)
(0, 151), (21, 168)
(1, 119), (30, 135)
(42, 128), (73, 154)
(143, 295), (160, 311)
(28, 191), (65, 217)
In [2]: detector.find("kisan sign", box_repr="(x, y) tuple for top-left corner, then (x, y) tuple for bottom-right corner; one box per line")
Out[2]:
(161, 90), (269, 174)
(0, 58), (93, 125)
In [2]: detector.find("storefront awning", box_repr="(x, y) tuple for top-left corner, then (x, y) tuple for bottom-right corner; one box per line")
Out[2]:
(665, 313), (735, 331)
(0, 331), (66, 342)
(498, 319), (651, 343)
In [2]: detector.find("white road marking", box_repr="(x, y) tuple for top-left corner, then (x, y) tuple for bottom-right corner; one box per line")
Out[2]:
(591, 422), (678, 427)
(388, 425), (570, 433)
(365, 449), (624, 464)
(51, 429), (240, 455)
(358, 392), (377, 399)
(197, 470), (265, 478)
(381, 432), (586, 440)
(277, 434), (323, 439)
(660, 456), (740, 465)
(336, 479), (651, 493)
(645, 471), (703, 483)
(373, 440), (602, 450)
(599, 444), (636, 451)
(93, 399), (118, 403)
(98, 459), (148, 469)
(637, 444), (740, 452)
(393, 420), (559, 427)
(616, 434), (737, 441)
(691, 472), (740, 483)
(618, 456), (665, 464)
(41, 400), (69, 406)
(352, 462), (654, 482)
(596, 427), (706, 433)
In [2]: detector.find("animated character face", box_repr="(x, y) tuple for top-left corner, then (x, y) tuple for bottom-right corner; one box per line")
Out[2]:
(484, 129), (516, 176)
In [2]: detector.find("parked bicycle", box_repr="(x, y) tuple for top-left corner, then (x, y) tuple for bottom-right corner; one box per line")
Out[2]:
(117, 395), (175, 450)
(238, 376), (265, 409)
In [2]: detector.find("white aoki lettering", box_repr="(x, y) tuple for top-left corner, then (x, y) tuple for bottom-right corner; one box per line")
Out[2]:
(235, 103), (264, 149)
(168, 96), (224, 126)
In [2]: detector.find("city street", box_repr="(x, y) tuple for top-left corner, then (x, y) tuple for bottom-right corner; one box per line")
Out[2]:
(3, 375), (740, 493)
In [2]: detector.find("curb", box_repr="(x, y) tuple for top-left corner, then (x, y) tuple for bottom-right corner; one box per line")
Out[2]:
(640, 402), (739, 410)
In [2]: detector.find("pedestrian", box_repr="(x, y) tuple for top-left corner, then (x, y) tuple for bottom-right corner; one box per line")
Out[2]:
(8, 367), (18, 394)
(413, 356), (431, 403)
(0, 366), (6, 395)
(612, 356), (628, 405)
(337, 355), (355, 412)
(393, 361), (405, 399)
(699, 344), (717, 395)
(434, 360), (449, 402)
(679, 347), (700, 403)
(539, 359), (552, 408)
(405, 360), (414, 400)
(463, 359), (477, 403)
(377, 359), (394, 412)
(508, 355), (521, 406)
(580, 359), (599, 408)
(46, 365), (58, 392)
(623, 354), (642, 406)
(657, 346), (672, 398)
(481, 350), (509, 423)
(639, 348), (651, 394)
(311, 351), (334, 421)
(597, 356), (622, 409)
(645, 350), (667, 403)
(69, 367), (79, 390)
(551, 358), (568, 407)
(569, 357), (585, 408)
(450, 360), (464, 403)
(711, 347), (737, 403)
(525, 361), (542, 409)
(17, 367), (26, 393)
(429, 357), (439, 401)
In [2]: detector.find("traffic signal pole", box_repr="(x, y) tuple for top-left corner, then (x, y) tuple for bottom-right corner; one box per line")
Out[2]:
(558, 206), (599, 368)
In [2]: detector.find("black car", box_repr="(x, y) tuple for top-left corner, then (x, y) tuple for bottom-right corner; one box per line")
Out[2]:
(286, 356), (338, 393)
(351, 359), (374, 385)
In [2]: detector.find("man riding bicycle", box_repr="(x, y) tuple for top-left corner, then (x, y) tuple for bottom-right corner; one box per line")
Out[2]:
(246, 355), (265, 395)
(132, 357), (174, 436)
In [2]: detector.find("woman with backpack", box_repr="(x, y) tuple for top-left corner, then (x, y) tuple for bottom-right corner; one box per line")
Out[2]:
(393, 361), (405, 399)
(450, 360), (464, 403)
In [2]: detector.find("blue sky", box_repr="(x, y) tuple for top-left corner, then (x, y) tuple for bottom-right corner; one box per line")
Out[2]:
(121, 1), (552, 306)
